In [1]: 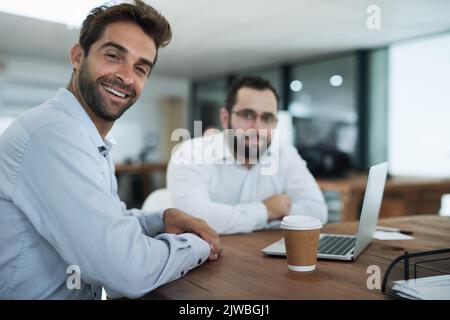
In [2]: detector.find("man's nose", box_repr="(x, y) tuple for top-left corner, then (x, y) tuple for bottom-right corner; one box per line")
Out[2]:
(114, 63), (134, 86)
(253, 115), (266, 131)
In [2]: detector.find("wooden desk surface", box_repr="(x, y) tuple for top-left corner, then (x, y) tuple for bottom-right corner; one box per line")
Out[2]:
(143, 215), (450, 300)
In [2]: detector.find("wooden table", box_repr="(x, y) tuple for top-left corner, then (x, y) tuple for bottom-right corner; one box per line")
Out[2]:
(142, 215), (450, 300)
(318, 173), (450, 221)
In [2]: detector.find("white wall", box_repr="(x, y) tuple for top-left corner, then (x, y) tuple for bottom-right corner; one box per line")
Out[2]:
(388, 32), (450, 177)
(0, 53), (190, 163)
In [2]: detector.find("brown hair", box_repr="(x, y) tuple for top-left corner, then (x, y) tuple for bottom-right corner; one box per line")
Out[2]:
(79, 0), (171, 63)
(225, 75), (279, 113)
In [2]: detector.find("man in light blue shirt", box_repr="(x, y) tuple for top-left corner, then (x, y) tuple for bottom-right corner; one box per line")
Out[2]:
(0, 1), (220, 299)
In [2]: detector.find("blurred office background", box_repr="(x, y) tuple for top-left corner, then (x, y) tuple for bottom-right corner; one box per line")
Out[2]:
(0, 0), (449, 221)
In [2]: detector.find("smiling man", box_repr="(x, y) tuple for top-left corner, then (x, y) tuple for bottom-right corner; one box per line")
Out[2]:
(0, 1), (220, 300)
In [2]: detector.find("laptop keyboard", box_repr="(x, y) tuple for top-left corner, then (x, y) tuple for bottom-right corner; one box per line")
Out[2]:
(318, 235), (356, 256)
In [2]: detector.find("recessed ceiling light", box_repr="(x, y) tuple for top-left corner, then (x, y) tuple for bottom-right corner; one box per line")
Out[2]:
(330, 75), (343, 87)
(290, 80), (303, 92)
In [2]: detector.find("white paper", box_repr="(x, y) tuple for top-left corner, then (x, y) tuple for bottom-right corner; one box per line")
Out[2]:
(373, 231), (415, 240)
(392, 275), (450, 300)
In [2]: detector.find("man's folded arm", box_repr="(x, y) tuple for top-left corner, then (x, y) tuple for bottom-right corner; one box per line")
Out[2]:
(12, 123), (210, 298)
(167, 160), (268, 235)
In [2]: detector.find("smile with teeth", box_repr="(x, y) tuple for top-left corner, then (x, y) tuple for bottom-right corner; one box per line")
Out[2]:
(102, 84), (129, 98)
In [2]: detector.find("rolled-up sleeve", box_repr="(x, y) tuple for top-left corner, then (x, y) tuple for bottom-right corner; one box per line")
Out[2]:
(12, 122), (210, 299)
(123, 206), (165, 238)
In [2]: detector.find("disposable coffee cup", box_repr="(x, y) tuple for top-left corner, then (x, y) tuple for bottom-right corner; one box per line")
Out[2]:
(281, 215), (323, 272)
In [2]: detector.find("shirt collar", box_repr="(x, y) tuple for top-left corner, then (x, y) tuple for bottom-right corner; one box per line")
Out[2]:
(55, 88), (115, 152)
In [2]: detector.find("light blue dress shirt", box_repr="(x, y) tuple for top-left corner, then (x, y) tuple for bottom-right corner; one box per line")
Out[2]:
(0, 88), (210, 299)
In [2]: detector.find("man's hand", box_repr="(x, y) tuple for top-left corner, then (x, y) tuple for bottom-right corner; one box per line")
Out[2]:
(163, 208), (221, 260)
(263, 194), (292, 221)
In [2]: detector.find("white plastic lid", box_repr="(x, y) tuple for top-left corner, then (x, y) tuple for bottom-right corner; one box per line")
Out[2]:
(280, 215), (323, 230)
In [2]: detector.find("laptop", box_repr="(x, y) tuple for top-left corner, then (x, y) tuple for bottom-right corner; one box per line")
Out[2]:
(262, 162), (388, 261)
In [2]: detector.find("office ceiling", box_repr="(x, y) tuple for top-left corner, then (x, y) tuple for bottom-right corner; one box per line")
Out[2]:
(0, 0), (449, 79)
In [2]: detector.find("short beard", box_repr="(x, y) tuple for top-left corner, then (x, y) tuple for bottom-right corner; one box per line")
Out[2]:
(226, 119), (271, 163)
(78, 61), (137, 122)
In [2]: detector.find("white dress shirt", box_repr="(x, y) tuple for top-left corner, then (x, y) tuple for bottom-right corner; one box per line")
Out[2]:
(0, 88), (210, 299)
(167, 132), (328, 235)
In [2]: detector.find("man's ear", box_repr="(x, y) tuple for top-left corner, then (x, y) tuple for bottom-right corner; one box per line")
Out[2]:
(70, 44), (85, 71)
(220, 107), (230, 130)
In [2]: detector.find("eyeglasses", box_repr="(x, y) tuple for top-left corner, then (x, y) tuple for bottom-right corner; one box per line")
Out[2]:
(232, 109), (278, 126)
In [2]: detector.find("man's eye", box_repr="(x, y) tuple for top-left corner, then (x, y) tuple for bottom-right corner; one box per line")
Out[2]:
(262, 114), (275, 122)
(241, 111), (254, 118)
(136, 67), (147, 76)
(106, 53), (119, 60)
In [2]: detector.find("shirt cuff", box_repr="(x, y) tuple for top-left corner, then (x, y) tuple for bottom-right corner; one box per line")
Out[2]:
(178, 233), (211, 266)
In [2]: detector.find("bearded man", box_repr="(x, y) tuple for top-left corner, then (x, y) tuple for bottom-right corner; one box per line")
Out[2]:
(167, 76), (328, 235)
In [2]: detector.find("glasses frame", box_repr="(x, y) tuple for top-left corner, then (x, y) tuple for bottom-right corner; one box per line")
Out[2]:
(231, 108), (278, 126)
